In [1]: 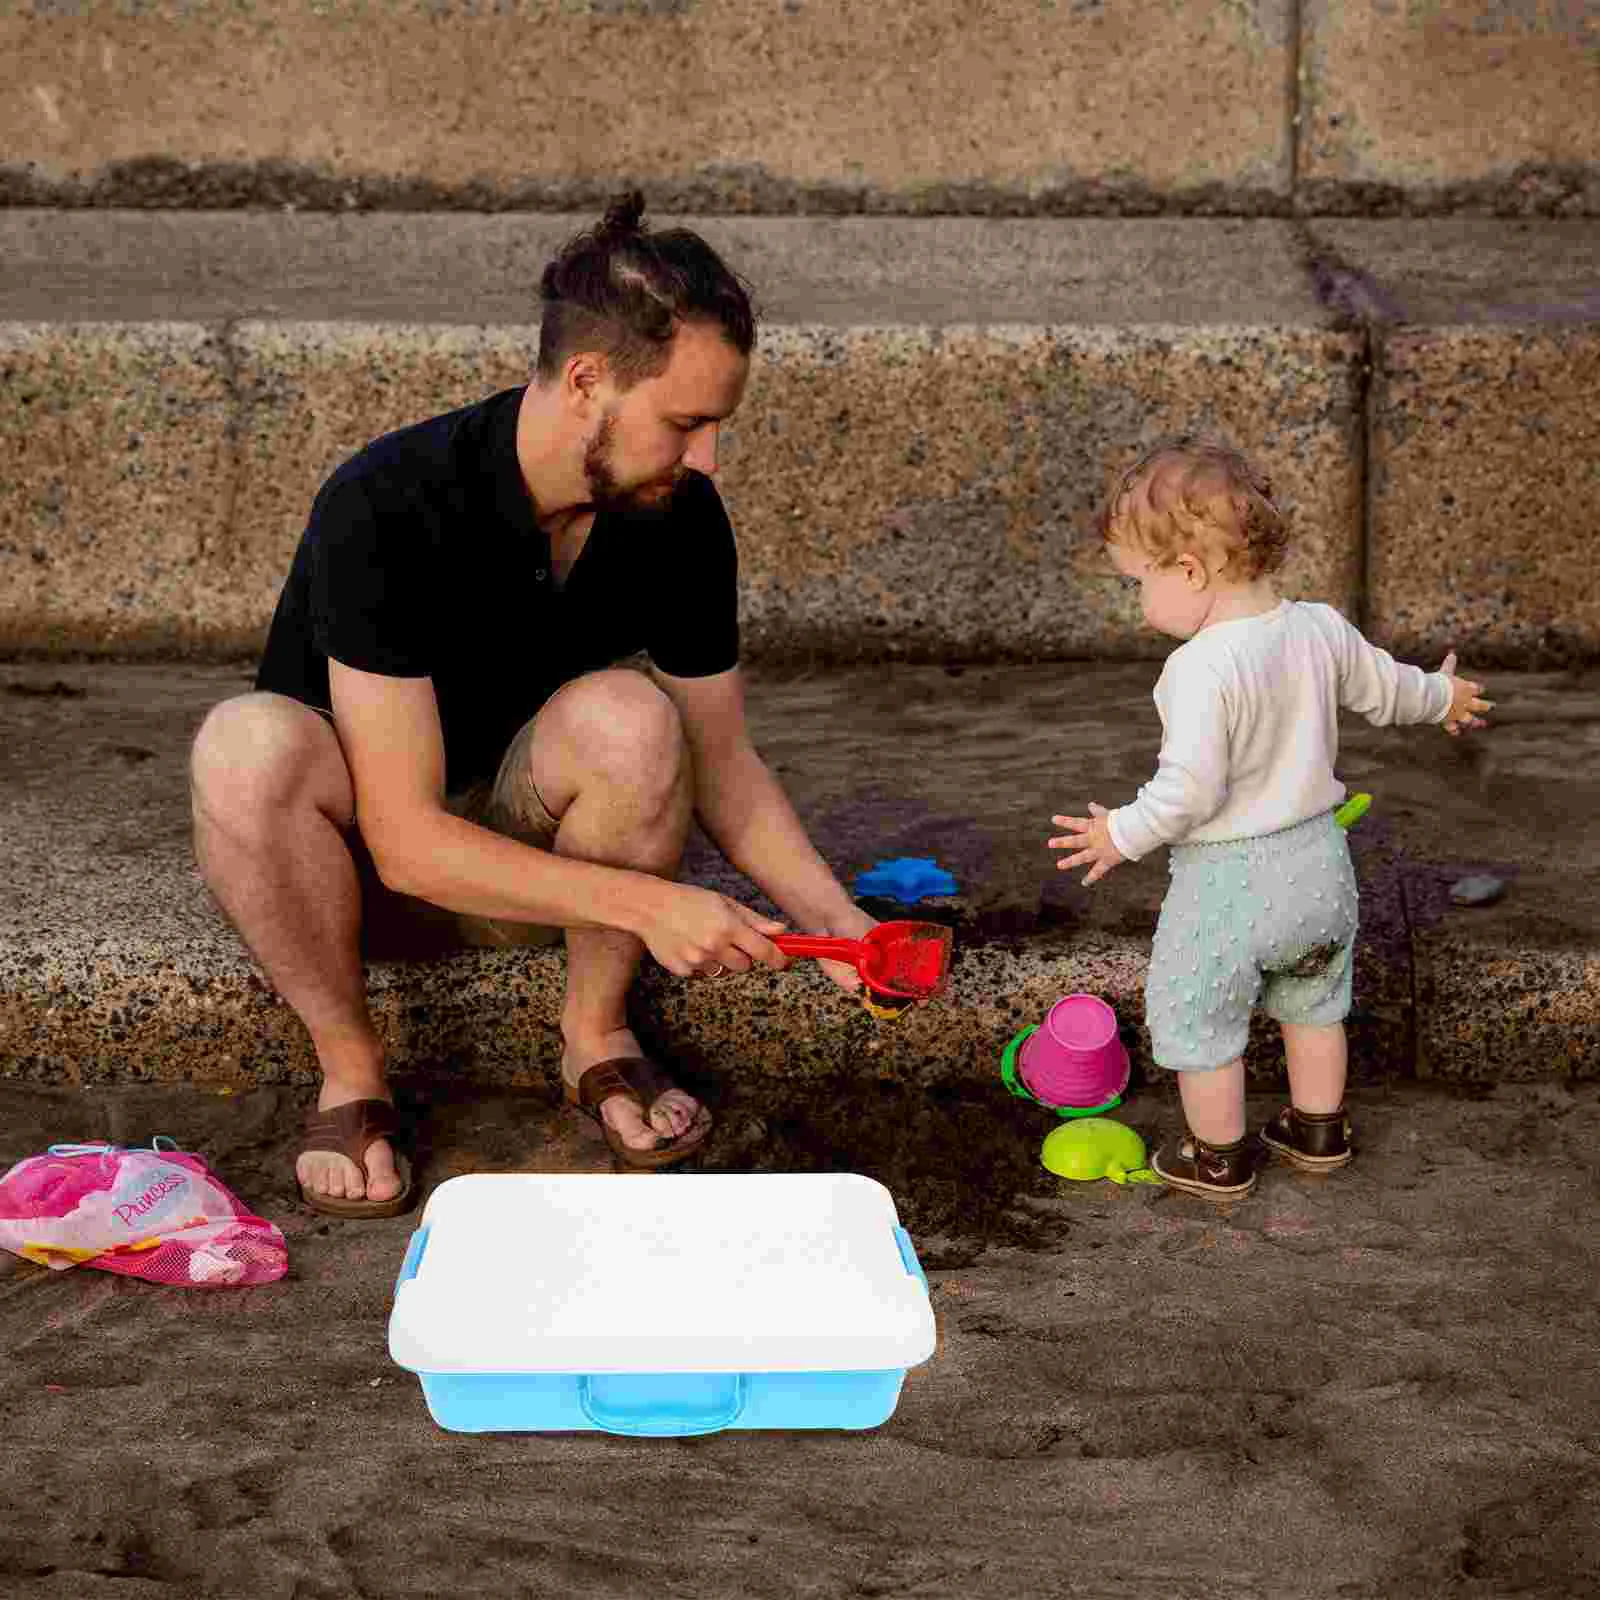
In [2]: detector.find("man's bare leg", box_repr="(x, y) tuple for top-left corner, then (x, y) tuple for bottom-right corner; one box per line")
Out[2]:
(522, 670), (704, 1151)
(190, 693), (402, 1204)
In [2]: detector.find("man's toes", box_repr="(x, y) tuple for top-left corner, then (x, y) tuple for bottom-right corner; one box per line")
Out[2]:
(362, 1140), (401, 1202)
(292, 1153), (325, 1197)
(298, 1151), (358, 1200)
(299, 1141), (404, 1202)
(649, 1091), (703, 1141)
(604, 1098), (665, 1152)
(591, 1086), (707, 1152)
(648, 1106), (686, 1139)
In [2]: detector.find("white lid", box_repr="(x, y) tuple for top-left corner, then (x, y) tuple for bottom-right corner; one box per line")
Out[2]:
(388, 1173), (936, 1375)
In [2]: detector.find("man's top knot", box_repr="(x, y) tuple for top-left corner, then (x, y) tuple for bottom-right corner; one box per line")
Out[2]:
(597, 189), (647, 242)
(535, 190), (756, 386)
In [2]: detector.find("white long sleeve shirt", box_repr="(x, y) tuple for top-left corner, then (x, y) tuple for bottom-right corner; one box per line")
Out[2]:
(1106, 600), (1454, 862)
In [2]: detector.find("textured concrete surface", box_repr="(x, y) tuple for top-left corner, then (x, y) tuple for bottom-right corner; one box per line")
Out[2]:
(1367, 326), (1600, 668)
(1, 1075), (1598, 1598)
(0, 212), (1337, 326)
(0, 213), (1362, 662)
(1308, 218), (1600, 326)
(18, 317), (1360, 660)
(1, 212), (1594, 664)
(1415, 910), (1600, 1083)
(0, 321), (232, 654)
(732, 322), (1361, 662)
(1300, 0), (1600, 214)
(1305, 220), (1600, 668)
(2, 661), (1595, 1095)
(0, 0), (1293, 214)
(218, 323), (535, 645)
(9, 0), (1600, 219)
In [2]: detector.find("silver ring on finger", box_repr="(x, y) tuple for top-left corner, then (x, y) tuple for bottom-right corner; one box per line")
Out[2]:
(706, 963), (727, 979)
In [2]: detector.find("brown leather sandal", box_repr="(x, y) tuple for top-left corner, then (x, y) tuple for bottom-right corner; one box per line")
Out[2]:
(297, 1098), (415, 1218)
(564, 1057), (714, 1170)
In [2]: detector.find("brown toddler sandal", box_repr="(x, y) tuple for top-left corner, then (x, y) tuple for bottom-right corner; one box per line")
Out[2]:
(564, 1057), (714, 1170)
(1260, 1104), (1354, 1171)
(1151, 1131), (1259, 1199)
(298, 1098), (415, 1218)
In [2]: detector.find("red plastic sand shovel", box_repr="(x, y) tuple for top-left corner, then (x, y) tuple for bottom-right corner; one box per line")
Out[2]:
(773, 921), (954, 1008)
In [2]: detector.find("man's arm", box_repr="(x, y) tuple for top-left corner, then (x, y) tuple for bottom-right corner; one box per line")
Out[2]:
(331, 660), (644, 929)
(329, 661), (785, 975)
(651, 664), (872, 945)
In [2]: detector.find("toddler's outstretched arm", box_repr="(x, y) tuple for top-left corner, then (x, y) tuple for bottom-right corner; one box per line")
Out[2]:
(1329, 608), (1492, 732)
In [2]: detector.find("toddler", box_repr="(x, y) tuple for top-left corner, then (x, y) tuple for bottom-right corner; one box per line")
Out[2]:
(1048, 440), (1492, 1199)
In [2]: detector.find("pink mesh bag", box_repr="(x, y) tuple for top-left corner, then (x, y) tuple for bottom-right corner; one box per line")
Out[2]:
(0, 1138), (287, 1287)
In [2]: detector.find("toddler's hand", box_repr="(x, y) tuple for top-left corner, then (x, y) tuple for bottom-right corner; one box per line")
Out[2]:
(1439, 650), (1494, 737)
(1048, 801), (1127, 886)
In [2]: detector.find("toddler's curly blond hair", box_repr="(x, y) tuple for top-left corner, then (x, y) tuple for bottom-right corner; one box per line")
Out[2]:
(1099, 438), (1289, 582)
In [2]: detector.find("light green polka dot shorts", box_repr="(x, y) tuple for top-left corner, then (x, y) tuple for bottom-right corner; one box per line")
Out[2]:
(1146, 809), (1359, 1072)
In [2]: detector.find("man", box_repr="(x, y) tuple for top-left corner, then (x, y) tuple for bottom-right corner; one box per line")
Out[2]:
(190, 192), (875, 1215)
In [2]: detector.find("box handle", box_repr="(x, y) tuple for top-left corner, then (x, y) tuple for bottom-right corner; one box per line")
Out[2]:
(579, 1373), (747, 1437)
(894, 1225), (927, 1290)
(395, 1224), (430, 1289)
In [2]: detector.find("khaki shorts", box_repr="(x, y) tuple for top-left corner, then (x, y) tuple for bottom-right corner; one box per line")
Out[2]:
(313, 707), (566, 960)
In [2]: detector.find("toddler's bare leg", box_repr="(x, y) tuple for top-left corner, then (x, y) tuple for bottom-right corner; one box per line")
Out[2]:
(1177, 1058), (1246, 1144)
(1280, 1021), (1347, 1112)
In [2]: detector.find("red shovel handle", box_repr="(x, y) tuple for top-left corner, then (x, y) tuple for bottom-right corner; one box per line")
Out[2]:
(772, 936), (866, 961)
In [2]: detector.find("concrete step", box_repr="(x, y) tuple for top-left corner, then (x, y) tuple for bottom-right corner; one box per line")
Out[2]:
(3, 213), (1597, 668)
(3, 659), (1596, 1093)
(4, 2), (1595, 215)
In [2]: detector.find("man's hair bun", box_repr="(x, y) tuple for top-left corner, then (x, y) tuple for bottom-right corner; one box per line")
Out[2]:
(536, 188), (756, 387)
(596, 189), (647, 241)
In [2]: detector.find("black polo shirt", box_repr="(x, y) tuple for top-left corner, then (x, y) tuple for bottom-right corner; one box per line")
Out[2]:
(255, 386), (740, 790)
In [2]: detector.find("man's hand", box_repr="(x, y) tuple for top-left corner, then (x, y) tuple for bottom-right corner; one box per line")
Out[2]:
(1048, 801), (1127, 886)
(814, 903), (879, 994)
(1439, 651), (1494, 737)
(634, 881), (790, 979)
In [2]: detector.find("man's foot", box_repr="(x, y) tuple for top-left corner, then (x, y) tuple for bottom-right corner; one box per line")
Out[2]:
(563, 1030), (703, 1153)
(1260, 1104), (1354, 1171)
(296, 1081), (406, 1207)
(1151, 1131), (1258, 1199)
(562, 1028), (708, 1154)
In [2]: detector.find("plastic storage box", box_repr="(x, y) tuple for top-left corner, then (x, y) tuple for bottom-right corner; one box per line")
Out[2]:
(388, 1172), (937, 1436)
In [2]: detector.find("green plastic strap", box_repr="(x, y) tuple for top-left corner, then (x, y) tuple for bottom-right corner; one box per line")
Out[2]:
(1052, 1094), (1123, 1121)
(1000, 1027), (1038, 1102)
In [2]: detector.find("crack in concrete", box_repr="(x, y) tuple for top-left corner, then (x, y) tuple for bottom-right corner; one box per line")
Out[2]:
(208, 315), (241, 568)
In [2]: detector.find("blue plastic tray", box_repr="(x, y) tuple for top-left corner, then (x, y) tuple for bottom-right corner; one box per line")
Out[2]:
(387, 1175), (937, 1436)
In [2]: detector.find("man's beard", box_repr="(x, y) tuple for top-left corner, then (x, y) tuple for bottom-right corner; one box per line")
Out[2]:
(583, 411), (682, 518)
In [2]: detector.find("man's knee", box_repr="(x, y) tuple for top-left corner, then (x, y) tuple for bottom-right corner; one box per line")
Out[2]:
(191, 693), (352, 828)
(544, 669), (688, 791)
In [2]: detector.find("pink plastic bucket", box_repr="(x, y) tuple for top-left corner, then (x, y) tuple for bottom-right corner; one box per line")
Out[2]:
(1018, 994), (1130, 1110)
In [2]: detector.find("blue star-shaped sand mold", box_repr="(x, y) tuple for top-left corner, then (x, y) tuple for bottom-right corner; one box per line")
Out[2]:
(851, 857), (958, 906)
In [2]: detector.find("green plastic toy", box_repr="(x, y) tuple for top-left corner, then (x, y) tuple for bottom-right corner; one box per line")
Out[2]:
(1335, 792), (1372, 830)
(1040, 1118), (1163, 1185)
